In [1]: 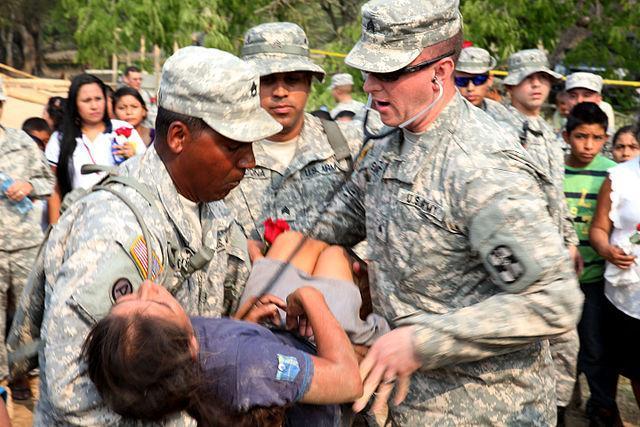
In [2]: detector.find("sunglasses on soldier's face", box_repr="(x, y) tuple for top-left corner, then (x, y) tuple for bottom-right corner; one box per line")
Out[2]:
(454, 75), (489, 87)
(366, 50), (455, 83)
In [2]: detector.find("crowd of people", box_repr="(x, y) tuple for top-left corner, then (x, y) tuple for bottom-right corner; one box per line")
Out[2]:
(1, 0), (640, 426)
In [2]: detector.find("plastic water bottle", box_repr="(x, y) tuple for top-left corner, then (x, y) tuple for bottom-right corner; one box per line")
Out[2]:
(0, 172), (34, 214)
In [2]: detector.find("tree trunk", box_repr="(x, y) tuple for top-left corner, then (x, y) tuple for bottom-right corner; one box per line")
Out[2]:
(16, 24), (36, 74)
(3, 26), (14, 67)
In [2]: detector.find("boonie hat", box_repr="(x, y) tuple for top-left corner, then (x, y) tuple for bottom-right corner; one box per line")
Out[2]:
(455, 47), (497, 74)
(503, 49), (563, 86)
(158, 46), (281, 143)
(565, 72), (603, 94)
(330, 73), (354, 89)
(242, 22), (325, 80)
(0, 77), (7, 102)
(346, 0), (463, 73)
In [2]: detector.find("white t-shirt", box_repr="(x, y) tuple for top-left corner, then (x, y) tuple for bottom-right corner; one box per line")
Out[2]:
(45, 119), (145, 190)
(260, 137), (299, 168)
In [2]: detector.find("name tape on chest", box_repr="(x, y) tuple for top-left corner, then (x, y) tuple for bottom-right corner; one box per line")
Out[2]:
(129, 235), (163, 281)
(245, 169), (268, 179)
(301, 160), (346, 179)
(397, 188), (445, 222)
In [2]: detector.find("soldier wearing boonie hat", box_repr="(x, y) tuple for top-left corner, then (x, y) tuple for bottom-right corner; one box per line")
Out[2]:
(497, 48), (582, 423)
(453, 46), (512, 121)
(29, 46), (277, 425)
(328, 73), (366, 121)
(565, 71), (616, 137)
(225, 22), (364, 243)
(311, 1), (581, 425)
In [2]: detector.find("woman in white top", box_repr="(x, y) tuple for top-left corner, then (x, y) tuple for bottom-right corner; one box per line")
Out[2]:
(45, 74), (145, 223)
(590, 157), (640, 409)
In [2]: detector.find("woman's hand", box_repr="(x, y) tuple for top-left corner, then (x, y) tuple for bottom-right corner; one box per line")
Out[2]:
(5, 180), (33, 202)
(285, 287), (322, 337)
(247, 239), (266, 264)
(603, 245), (637, 269)
(113, 142), (135, 158)
(233, 294), (286, 325)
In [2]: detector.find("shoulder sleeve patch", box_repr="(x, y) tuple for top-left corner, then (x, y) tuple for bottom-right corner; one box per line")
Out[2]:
(276, 354), (301, 382)
(129, 235), (163, 280)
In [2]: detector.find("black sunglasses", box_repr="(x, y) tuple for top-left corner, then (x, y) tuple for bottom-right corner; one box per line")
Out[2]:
(367, 50), (456, 83)
(454, 74), (489, 87)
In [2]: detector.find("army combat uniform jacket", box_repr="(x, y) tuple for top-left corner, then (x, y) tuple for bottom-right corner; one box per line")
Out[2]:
(226, 113), (363, 239)
(0, 126), (54, 251)
(313, 94), (583, 425)
(35, 147), (250, 426)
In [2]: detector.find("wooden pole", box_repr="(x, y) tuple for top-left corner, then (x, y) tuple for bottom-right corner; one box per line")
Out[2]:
(153, 44), (161, 91)
(111, 53), (118, 85)
(140, 35), (146, 70)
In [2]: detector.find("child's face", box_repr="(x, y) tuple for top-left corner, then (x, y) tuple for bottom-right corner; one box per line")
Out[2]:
(563, 123), (607, 167)
(613, 132), (640, 163)
(111, 281), (192, 333)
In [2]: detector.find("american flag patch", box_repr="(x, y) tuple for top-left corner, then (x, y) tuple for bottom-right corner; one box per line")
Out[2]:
(129, 235), (163, 280)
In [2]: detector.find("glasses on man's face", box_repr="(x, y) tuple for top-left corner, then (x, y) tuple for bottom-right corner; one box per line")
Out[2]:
(454, 74), (489, 88)
(366, 50), (455, 83)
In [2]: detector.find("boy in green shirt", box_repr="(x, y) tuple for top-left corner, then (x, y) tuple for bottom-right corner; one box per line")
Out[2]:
(563, 102), (619, 424)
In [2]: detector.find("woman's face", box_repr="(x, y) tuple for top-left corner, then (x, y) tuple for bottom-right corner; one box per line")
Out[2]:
(111, 281), (192, 333)
(77, 83), (106, 126)
(115, 94), (146, 127)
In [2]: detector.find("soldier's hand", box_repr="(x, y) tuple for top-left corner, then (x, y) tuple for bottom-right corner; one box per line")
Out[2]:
(353, 326), (422, 413)
(5, 180), (33, 202)
(568, 245), (584, 277)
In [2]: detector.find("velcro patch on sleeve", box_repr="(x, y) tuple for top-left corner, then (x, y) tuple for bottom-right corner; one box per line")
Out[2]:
(129, 235), (163, 281)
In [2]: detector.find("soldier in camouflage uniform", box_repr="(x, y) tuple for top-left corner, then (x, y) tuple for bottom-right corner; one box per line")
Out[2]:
(0, 78), (55, 412)
(225, 22), (363, 241)
(31, 47), (281, 425)
(497, 49), (581, 420)
(311, 1), (583, 425)
(453, 46), (512, 122)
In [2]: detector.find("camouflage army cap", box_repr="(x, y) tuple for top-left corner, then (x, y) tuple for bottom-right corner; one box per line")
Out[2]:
(0, 77), (6, 102)
(158, 46), (281, 143)
(565, 72), (603, 94)
(241, 22), (325, 80)
(346, 0), (463, 73)
(330, 73), (354, 89)
(455, 47), (497, 74)
(503, 49), (562, 86)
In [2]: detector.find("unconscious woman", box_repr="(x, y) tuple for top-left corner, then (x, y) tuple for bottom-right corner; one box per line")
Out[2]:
(590, 155), (640, 415)
(113, 86), (155, 147)
(83, 232), (366, 426)
(45, 74), (145, 223)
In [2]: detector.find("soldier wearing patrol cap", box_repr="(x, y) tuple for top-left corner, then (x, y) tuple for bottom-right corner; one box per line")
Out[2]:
(224, 22), (363, 243)
(454, 46), (511, 121)
(496, 48), (582, 422)
(311, 1), (582, 424)
(28, 47), (281, 425)
(329, 73), (366, 121)
(565, 71), (616, 155)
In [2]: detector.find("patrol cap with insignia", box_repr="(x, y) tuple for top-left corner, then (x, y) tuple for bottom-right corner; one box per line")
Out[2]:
(330, 73), (355, 89)
(346, 0), (463, 73)
(565, 72), (603, 94)
(503, 48), (563, 86)
(158, 46), (282, 143)
(0, 76), (7, 102)
(455, 47), (497, 74)
(241, 22), (325, 80)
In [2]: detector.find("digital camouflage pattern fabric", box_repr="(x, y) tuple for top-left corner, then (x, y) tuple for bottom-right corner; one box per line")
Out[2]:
(225, 114), (363, 240)
(455, 46), (497, 74)
(0, 126), (54, 380)
(33, 147), (250, 425)
(313, 94), (583, 425)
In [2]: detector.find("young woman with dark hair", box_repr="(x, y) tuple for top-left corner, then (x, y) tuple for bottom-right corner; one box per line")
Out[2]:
(45, 74), (145, 223)
(83, 233), (364, 426)
(43, 96), (66, 133)
(114, 86), (155, 146)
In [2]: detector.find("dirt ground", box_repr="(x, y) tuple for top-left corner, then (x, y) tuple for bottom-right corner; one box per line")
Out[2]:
(0, 96), (45, 130)
(8, 375), (640, 426)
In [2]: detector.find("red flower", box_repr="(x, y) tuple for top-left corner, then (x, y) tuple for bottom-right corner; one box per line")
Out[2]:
(637, 223), (640, 232)
(115, 127), (133, 138)
(263, 218), (290, 245)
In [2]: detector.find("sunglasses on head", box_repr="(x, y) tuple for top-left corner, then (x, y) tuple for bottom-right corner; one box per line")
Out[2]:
(454, 74), (489, 87)
(366, 50), (456, 83)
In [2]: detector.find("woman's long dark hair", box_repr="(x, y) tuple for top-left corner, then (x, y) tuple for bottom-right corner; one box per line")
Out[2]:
(45, 96), (66, 132)
(57, 73), (109, 197)
(83, 313), (286, 426)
